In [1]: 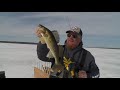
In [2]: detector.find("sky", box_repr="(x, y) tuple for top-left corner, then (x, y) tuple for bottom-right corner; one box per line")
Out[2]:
(0, 12), (120, 47)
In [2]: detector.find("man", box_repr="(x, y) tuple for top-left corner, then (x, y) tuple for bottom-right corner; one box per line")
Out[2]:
(36, 26), (100, 78)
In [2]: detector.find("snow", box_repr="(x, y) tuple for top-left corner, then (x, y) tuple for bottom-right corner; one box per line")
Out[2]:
(0, 43), (120, 78)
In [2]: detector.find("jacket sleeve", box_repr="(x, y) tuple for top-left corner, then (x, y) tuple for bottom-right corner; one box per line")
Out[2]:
(86, 53), (100, 78)
(37, 42), (55, 65)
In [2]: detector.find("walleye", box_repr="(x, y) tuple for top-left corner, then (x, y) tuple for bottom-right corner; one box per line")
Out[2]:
(37, 24), (64, 72)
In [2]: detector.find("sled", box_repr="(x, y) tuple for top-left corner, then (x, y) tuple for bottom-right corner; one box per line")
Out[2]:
(34, 67), (51, 78)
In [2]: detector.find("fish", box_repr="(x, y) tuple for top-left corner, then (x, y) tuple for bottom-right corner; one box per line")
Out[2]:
(37, 24), (64, 72)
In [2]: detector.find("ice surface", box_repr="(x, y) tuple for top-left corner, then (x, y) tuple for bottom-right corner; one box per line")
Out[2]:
(0, 43), (120, 78)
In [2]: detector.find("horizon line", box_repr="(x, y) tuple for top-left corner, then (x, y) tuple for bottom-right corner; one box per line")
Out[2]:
(0, 40), (37, 45)
(0, 40), (120, 49)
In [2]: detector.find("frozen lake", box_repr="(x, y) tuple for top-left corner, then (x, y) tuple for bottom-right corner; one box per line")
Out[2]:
(0, 43), (120, 78)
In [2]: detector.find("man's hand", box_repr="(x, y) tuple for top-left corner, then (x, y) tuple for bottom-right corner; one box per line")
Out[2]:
(35, 27), (46, 44)
(36, 27), (43, 37)
(78, 70), (87, 78)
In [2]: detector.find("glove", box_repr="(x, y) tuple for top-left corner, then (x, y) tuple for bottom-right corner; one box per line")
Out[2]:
(35, 27), (46, 44)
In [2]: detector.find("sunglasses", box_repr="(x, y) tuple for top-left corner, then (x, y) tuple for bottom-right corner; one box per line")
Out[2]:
(67, 33), (78, 38)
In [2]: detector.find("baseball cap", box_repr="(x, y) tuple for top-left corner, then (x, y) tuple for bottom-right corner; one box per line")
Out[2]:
(66, 26), (82, 36)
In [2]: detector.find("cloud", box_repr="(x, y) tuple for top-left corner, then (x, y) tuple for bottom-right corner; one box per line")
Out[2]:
(0, 12), (120, 39)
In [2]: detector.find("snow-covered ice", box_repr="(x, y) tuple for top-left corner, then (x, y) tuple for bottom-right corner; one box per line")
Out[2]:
(0, 43), (120, 78)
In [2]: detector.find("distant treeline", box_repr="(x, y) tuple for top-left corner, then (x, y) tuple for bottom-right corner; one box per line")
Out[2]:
(0, 41), (120, 49)
(0, 41), (37, 45)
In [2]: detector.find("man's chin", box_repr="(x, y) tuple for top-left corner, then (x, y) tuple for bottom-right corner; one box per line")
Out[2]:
(67, 44), (75, 49)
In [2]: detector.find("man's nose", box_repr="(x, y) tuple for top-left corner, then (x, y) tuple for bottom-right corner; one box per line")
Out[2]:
(69, 35), (76, 39)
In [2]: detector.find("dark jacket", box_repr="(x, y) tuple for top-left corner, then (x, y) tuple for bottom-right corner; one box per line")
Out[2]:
(37, 42), (55, 67)
(37, 41), (100, 78)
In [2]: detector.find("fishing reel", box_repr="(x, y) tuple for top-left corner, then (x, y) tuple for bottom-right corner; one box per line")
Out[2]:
(49, 70), (62, 78)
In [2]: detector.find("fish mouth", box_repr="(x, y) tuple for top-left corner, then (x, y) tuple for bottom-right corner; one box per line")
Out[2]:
(38, 24), (46, 31)
(37, 24), (46, 34)
(38, 24), (43, 28)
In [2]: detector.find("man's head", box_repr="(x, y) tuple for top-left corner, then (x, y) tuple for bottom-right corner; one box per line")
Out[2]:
(66, 26), (83, 49)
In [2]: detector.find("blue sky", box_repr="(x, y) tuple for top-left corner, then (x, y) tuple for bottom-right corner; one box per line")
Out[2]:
(0, 12), (120, 47)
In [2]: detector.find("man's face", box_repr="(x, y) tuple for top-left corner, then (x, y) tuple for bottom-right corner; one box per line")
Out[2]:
(66, 32), (82, 49)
